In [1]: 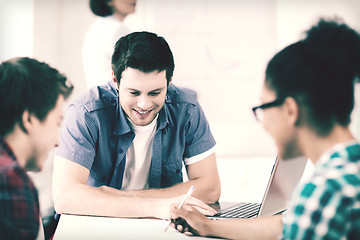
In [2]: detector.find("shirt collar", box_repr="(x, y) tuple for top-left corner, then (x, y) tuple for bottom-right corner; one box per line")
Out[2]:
(317, 140), (359, 166)
(157, 86), (176, 131)
(114, 104), (169, 135)
(158, 106), (169, 131)
(0, 137), (17, 162)
(157, 84), (177, 131)
(114, 100), (132, 135)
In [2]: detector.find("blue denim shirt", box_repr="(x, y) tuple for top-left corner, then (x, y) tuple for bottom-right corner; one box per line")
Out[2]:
(55, 81), (216, 189)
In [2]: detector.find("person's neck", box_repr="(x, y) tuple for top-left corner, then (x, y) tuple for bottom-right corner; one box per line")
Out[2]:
(112, 12), (127, 22)
(4, 127), (30, 169)
(298, 125), (355, 164)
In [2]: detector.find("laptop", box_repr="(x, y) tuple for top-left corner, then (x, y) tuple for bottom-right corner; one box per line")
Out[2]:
(211, 155), (308, 219)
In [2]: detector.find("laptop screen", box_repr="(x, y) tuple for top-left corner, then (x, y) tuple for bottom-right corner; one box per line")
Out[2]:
(258, 156), (308, 217)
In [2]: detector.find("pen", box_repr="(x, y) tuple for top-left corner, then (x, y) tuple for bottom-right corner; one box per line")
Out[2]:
(164, 185), (195, 231)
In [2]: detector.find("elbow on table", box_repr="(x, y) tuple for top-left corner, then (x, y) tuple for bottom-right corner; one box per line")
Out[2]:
(52, 188), (74, 214)
(212, 183), (222, 203)
(53, 201), (65, 215)
(53, 195), (67, 214)
(204, 181), (221, 204)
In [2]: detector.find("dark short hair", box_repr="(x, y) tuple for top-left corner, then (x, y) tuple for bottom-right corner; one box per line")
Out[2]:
(0, 57), (73, 136)
(111, 31), (175, 85)
(265, 18), (360, 135)
(89, 0), (113, 17)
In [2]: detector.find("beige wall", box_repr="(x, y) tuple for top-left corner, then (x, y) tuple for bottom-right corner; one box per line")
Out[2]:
(27, 0), (360, 157)
(2, 0), (360, 219)
(33, 0), (94, 99)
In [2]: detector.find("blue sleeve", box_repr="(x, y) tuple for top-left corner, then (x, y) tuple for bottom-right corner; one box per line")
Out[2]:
(183, 102), (216, 158)
(55, 103), (98, 170)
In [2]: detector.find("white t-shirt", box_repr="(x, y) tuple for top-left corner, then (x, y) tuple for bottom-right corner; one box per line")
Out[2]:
(82, 15), (131, 88)
(121, 115), (216, 189)
(121, 115), (158, 190)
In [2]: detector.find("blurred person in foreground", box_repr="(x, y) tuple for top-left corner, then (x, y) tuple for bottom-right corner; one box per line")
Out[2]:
(171, 17), (360, 240)
(0, 57), (73, 239)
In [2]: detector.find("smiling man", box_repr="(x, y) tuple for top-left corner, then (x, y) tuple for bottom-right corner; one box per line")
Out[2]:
(53, 31), (221, 219)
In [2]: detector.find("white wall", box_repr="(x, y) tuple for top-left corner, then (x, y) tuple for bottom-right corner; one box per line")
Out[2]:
(2, 0), (360, 218)
(32, 0), (94, 100)
(125, 0), (279, 158)
(3, 0), (360, 158)
(0, 0), (33, 60)
(125, 0), (360, 158)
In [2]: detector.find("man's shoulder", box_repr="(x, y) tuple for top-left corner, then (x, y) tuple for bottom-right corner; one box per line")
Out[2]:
(73, 82), (118, 113)
(0, 157), (14, 171)
(0, 156), (28, 187)
(0, 145), (15, 169)
(166, 84), (198, 105)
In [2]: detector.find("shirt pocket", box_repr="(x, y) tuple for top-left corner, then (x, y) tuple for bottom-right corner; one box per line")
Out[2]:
(87, 168), (112, 187)
(161, 160), (183, 188)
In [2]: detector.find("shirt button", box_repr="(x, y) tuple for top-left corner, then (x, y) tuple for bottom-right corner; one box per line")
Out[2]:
(176, 169), (181, 174)
(118, 149), (123, 153)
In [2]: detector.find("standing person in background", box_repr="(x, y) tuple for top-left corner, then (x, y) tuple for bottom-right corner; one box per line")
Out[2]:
(82, 0), (137, 88)
(0, 57), (73, 240)
(170, 18), (360, 240)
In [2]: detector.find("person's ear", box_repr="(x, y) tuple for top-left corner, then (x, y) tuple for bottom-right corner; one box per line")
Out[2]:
(112, 71), (117, 84)
(283, 97), (299, 127)
(19, 110), (32, 134)
(111, 71), (119, 89)
(107, 0), (114, 7)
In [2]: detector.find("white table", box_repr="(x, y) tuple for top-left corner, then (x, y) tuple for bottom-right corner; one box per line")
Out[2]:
(53, 157), (313, 239)
(53, 214), (214, 240)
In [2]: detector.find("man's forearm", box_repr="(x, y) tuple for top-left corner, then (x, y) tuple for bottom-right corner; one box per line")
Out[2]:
(53, 183), (171, 219)
(99, 177), (220, 204)
(52, 155), (220, 219)
(53, 179), (219, 219)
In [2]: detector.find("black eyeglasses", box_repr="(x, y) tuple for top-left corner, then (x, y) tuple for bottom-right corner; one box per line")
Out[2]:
(252, 98), (285, 121)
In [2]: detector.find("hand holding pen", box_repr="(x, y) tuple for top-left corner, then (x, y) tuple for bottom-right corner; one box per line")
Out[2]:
(164, 185), (195, 231)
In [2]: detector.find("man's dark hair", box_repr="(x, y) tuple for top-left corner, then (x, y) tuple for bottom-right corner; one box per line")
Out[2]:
(111, 31), (175, 85)
(89, 0), (113, 17)
(0, 57), (73, 136)
(265, 18), (360, 136)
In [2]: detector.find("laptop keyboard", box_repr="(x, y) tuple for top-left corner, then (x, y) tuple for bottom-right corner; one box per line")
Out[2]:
(215, 203), (261, 218)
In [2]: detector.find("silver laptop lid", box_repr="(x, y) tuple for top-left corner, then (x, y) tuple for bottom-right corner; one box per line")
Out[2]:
(258, 156), (308, 217)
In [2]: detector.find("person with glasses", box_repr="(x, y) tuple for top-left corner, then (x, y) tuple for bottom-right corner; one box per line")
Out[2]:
(252, 98), (285, 122)
(170, 18), (360, 239)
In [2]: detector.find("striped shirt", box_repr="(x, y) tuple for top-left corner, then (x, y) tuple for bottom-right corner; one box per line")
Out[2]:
(281, 141), (360, 239)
